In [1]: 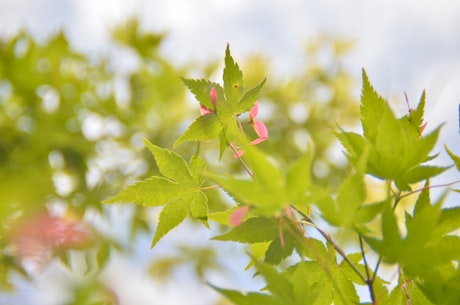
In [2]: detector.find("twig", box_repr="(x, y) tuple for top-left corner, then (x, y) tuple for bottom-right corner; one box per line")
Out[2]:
(229, 144), (253, 177)
(372, 257), (382, 284)
(298, 215), (367, 285)
(308, 220), (367, 284)
(359, 234), (376, 304)
(398, 179), (460, 200)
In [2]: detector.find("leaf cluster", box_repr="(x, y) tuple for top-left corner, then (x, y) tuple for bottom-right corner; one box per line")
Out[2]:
(104, 45), (460, 305)
(175, 45), (266, 156)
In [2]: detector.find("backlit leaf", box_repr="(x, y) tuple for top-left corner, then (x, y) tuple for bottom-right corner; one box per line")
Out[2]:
(190, 191), (208, 222)
(212, 286), (284, 305)
(174, 113), (222, 147)
(407, 90), (426, 131)
(252, 259), (295, 303)
(435, 207), (460, 236)
(290, 261), (334, 305)
(151, 199), (188, 248)
(397, 165), (449, 189)
(223, 44), (243, 105)
(143, 138), (193, 184)
(445, 145), (460, 171)
(102, 176), (181, 207)
(181, 78), (223, 110)
(235, 78), (266, 114)
(212, 217), (279, 243)
(189, 146), (206, 182)
(361, 69), (388, 143)
(264, 236), (295, 265)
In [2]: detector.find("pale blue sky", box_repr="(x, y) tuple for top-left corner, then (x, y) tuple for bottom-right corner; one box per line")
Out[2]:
(1, 0), (459, 132)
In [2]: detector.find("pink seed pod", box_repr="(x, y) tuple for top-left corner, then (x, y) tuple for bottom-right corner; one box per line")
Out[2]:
(229, 206), (249, 227)
(251, 121), (268, 145)
(250, 102), (259, 120)
(200, 105), (214, 116)
(210, 87), (218, 108)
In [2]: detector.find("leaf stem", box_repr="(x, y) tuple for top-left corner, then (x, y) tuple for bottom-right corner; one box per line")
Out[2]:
(372, 257), (382, 284)
(398, 179), (460, 200)
(359, 234), (376, 304)
(293, 206), (367, 285)
(199, 185), (219, 191)
(229, 144), (253, 177)
(304, 218), (367, 284)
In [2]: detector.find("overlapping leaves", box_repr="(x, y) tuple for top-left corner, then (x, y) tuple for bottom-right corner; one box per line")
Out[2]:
(101, 46), (460, 305)
(175, 44), (266, 154)
(207, 145), (313, 217)
(365, 186), (460, 273)
(337, 70), (448, 190)
(207, 146), (314, 263)
(214, 244), (362, 305)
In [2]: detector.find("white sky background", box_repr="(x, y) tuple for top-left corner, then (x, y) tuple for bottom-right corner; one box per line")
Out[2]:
(1, 0), (460, 304)
(1, 0), (459, 141)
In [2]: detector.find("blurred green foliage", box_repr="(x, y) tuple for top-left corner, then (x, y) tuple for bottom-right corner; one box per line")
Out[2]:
(0, 19), (358, 304)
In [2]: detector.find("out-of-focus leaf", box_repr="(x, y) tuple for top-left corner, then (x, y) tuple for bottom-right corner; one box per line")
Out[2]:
(445, 145), (460, 172)
(212, 217), (279, 243)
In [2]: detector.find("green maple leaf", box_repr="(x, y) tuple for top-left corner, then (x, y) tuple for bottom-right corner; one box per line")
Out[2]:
(212, 215), (303, 264)
(364, 203), (403, 264)
(264, 233), (296, 265)
(212, 217), (279, 243)
(206, 146), (286, 215)
(289, 245), (359, 305)
(211, 286), (285, 305)
(338, 70), (446, 190)
(405, 90), (426, 132)
(364, 189), (459, 279)
(223, 43), (244, 105)
(174, 113), (223, 147)
(103, 139), (208, 248)
(361, 69), (388, 143)
(209, 147), (314, 264)
(290, 262), (334, 305)
(181, 78), (223, 110)
(252, 259), (295, 303)
(207, 145), (314, 217)
(175, 45), (266, 157)
(445, 145), (460, 171)
(235, 78), (266, 114)
(395, 165), (449, 190)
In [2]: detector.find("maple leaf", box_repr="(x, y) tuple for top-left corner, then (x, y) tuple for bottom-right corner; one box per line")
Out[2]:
(103, 139), (208, 248)
(338, 70), (448, 191)
(175, 45), (266, 158)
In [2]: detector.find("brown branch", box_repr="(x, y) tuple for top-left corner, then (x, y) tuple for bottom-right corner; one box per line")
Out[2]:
(296, 213), (367, 285)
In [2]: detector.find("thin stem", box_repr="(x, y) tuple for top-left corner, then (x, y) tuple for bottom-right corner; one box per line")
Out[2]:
(393, 191), (401, 210)
(199, 185), (219, 191)
(398, 179), (460, 200)
(359, 234), (375, 304)
(298, 215), (367, 285)
(291, 205), (379, 303)
(229, 144), (253, 177)
(289, 206), (360, 278)
(359, 235), (371, 280)
(372, 257), (382, 284)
